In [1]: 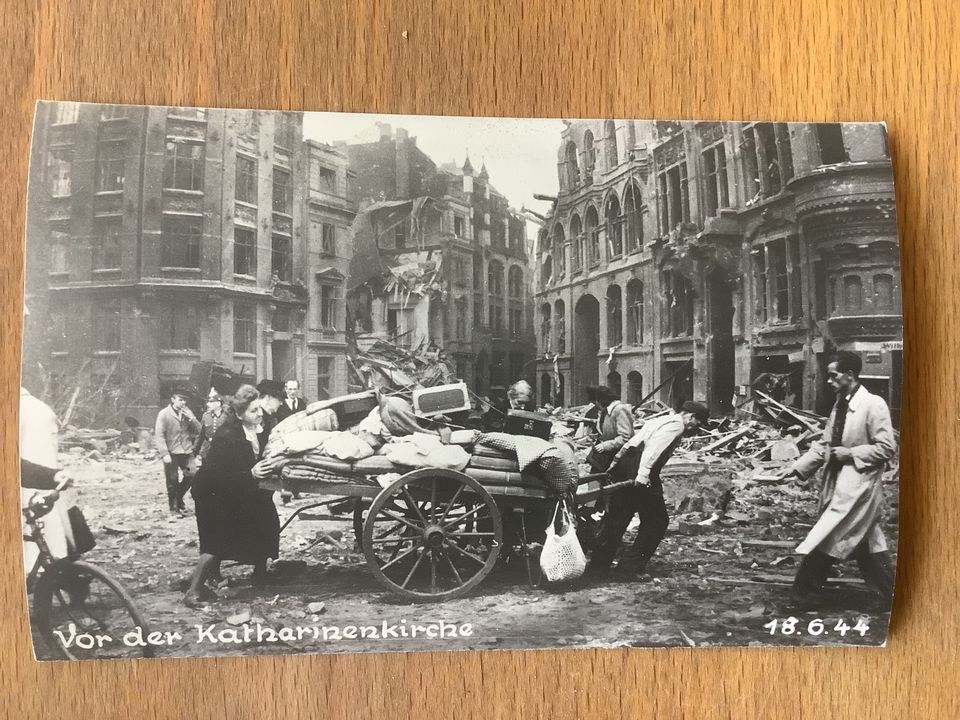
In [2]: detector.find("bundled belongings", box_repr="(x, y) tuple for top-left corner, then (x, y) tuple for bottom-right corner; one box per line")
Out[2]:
(382, 433), (471, 471)
(476, 432), (578, 494)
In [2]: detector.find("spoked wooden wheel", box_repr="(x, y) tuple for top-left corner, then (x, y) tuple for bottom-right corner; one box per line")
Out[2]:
(362, 469), (502, 600)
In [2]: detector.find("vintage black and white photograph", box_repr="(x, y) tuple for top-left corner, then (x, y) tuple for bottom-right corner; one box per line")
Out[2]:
(19, 102), (902, 659)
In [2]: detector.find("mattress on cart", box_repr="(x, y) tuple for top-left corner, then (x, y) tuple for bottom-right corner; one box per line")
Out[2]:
(269, 445), (549, 494)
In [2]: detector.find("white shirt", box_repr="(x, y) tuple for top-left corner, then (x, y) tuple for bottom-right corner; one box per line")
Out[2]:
(20, 387), (60, 468)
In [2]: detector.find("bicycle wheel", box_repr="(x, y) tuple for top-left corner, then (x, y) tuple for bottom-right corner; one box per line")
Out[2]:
(32, 560), (156, 660)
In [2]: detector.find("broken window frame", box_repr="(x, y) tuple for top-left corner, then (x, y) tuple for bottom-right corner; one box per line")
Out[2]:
(741, 126), (761, 203)
(555, 299), (566, 354)
(321, 222), (337, 256)
(604, 119), (619, 169)
(235, 155), (258, 205)
(45, 145), (73, 197)
(701, 140), (729, 218)
(657, 158), (690, 233)
(606, 284), (623, 346)
(309, 159), (338, 195)
(318, 281), (343, 331)
(92, 215), (123, 271)
(623, 182), (643, 253)
(161, 214), (202, 269)
(95, 139), (125, 193)
(271, 233), (293, 282)
(662, 270), (694, 338)
(233, 226), (257, 276)
(272, 166), (292, 215)
(233, 303), (257, 354)
(626, 278), (644, 345)
(163, 140), (205, 192)
(606, 195), (624, 259)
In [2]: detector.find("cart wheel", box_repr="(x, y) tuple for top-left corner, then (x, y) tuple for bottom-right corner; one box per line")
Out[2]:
(362, 469), (502, 600)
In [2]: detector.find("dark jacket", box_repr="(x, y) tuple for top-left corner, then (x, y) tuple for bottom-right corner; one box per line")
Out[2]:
(191, 420), (279, 563)
(193, 408), (229, 459)
(275, 397), (309, 423)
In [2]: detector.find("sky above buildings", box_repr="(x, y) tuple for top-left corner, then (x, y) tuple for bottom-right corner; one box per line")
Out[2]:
(303, 111), (566, 223)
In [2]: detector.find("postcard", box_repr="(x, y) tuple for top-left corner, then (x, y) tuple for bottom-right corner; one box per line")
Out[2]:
(19, 102), (902, 659)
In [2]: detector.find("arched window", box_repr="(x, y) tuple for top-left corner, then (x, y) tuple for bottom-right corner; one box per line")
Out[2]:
(564, 141), (580, 188)
(606, 285), (623, 346)
(507, 266), (524, 337)
(843, 275), (863, 312)
(623, 182), (643, 253)
(553, 224), (566, 277)
(606, 194), (623, 258)
(555, 298), (566, 354)
(626, 278), (644, 344)
(570, 214), (583, 272)
(584, 205), (601, 266)
(488, 260), (505, 335)
(627, 371), (644, 404)
(583, 130), (596, 180)
(604, 120), (619, 169)
(508, 265), (523, 299)
(874, 273), (894, 310)
(607, 371), (622, 399)
(541, 256), (553, 287)
(540, 303), (552, 354)
(540, 373), (553, 405)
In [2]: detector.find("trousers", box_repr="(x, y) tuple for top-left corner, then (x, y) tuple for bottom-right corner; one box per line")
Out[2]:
(589, 479), (669, 574)
(164, 453), (193, 510)
(793, 541), (896, 603)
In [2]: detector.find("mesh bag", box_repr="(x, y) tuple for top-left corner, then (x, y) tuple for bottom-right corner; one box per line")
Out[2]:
(539, 501), (586, 582)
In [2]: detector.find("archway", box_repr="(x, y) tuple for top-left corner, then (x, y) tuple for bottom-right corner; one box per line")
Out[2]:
(607, 371), (622, 400)
(540, 373), (552, 406)
(627, 371), (644, 405)
(573, 294), (600, 403)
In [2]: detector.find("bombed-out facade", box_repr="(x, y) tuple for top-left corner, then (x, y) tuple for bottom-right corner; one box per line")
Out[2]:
(346, 126), (533, 397)
(534, 120), (901, 421)
(23, 104), (356, 422)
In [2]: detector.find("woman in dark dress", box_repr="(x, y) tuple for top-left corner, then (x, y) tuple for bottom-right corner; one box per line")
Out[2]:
(183, 385), (281, 607)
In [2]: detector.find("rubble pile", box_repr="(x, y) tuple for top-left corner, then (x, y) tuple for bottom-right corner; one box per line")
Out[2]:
(348, 336), (456, 393)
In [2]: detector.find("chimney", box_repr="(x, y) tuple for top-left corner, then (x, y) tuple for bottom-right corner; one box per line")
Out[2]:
(377, 122), (392, 140)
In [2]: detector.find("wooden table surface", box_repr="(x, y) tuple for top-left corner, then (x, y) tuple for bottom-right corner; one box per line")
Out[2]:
(1, 1), (957, 717)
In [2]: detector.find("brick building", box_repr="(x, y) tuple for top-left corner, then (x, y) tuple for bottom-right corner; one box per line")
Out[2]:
(534, 119), (901, 421)
(23, 102), (356, 423)
(345, 125), (533, 397)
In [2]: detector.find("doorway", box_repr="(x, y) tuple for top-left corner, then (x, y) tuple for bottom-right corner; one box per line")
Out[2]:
(573, 294), (600, 404)
(708, 269), (736, 414)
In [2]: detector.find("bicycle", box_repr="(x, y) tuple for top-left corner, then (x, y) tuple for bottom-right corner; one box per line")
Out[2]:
(23, 477), (155, 660)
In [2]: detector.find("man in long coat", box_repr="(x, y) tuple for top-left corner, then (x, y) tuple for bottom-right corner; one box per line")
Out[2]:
(780, 351), (897, 603)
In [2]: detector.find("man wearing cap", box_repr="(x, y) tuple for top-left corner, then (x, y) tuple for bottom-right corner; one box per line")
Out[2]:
(587, 400), (709, 580)
(777, 351), (897, 604)
(155, 390), (201, 515)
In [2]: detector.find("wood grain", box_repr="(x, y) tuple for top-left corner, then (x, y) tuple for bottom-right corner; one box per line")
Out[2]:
(1, 1), (957, 717)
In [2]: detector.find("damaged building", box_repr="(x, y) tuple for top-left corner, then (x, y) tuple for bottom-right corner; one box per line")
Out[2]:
(534, 120), (901, 422)
(345, 125), (534, 397)
(23, 103), (356, 422)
